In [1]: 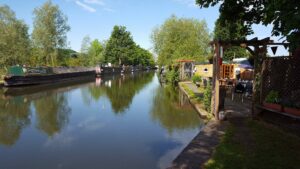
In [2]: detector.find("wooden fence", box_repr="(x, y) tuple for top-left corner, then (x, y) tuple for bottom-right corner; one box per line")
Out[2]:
(261, 49), (300, 104)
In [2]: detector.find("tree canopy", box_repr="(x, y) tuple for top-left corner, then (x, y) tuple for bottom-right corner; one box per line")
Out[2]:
(104, 26), (136, 65)
(32, 0), (70, 66)
(88, 39), (104, 65)
(104, 25), (155, 66)
(0, 5), (30, 68)
(196, 0), (300, 51)
(151, 15), (211, 66)
(213, 18), (250, 61)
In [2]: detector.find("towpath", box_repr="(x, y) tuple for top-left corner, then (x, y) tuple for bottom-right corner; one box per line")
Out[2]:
(169, 82), (251, 169)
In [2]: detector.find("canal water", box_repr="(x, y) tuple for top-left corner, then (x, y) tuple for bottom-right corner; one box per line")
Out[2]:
(0, 72), (203, 169)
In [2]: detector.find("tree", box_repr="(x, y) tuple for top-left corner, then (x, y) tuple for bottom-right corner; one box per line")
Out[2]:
(78, 37), (104, 66)
(0, 5), (30, 68)
(32, 0), (70, 66)
(88, 39), (104, 65)
(213, 18), (250, 61)
(104, 26), (136, 65)
(133, 45), (155, 66)
(78, 35), (91, 66)
(151, 15), (211, 66)
(80, 35), (91, 54)
(196, 0), (300, 52)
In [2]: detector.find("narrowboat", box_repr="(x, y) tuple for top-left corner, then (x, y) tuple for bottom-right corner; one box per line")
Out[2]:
(4, 66), (96, 87)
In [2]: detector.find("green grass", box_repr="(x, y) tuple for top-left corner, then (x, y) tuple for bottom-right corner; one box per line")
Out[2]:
(181, 84), (197, 99)
(205, 120), (300, 169)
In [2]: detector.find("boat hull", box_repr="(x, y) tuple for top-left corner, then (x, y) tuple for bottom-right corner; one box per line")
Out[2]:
(4, 71), (96, 87)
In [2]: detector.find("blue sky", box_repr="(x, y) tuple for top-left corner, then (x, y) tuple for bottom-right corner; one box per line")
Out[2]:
(1, 0), (286, 55)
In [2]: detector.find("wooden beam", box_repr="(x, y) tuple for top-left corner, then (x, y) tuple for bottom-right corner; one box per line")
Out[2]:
(246, 46), (255, 56)
(249, 37), (258, 41)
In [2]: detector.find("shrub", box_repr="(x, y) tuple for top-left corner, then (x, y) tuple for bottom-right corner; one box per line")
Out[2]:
(265, 90), (279, 103)
(192, 75), (202, 84)
(0, 68), (6, 81)
(166, 68), (179, 86)
(203, 83), (212, 113)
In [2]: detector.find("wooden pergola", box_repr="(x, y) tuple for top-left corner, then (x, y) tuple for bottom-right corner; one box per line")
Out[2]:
(210, 37), (289, 120)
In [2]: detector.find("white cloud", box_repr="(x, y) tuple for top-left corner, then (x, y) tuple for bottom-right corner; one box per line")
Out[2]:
(173, 0), (197, 8)
(75, 0), (96, 13)
(72, 0), (115, 13)
(84, 0), (105, 6)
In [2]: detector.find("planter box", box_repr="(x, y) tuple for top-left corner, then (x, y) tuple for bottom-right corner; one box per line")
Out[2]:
(263, 102), (282, 111)
(284, 107), (300, 116)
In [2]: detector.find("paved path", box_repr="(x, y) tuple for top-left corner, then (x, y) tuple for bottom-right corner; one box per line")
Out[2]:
(184, 82), (204, 98)
(169, 82), (251, 169)
(168, 121), (228, 169)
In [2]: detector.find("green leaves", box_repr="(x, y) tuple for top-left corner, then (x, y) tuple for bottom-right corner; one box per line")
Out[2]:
(32, 0), (70, 66)
(104, 26), (136, 65)
(196, 0), (300, 52)
(151, 15), (211, 66)
(104, 25), (155, 66)
(0, 5), (30, 68)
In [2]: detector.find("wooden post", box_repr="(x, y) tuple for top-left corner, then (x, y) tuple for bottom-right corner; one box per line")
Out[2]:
(252, 45), (267, 118)
(211, 41), (221, 120)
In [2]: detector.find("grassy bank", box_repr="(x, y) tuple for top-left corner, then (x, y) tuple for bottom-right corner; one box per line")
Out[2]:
(179, 82), (213, 119)
(205, 120), (300, 169)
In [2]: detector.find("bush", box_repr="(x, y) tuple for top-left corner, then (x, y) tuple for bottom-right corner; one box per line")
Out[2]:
(166, 67), (179, 86)
(265, 90), (279, 103)
(203, 83), (212, 113)
(0, 68), (6, 80)
(192, 75), (202, 84)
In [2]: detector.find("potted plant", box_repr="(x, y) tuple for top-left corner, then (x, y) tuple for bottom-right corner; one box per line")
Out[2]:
(263, 90), (282, 111)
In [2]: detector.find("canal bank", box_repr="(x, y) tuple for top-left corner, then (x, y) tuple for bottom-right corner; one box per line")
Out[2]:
(168, 81), (228, 169)
(178, 82), (211, 119)
(174, 80), (300, 169)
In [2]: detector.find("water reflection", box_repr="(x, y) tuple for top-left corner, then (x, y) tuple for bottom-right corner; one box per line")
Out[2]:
(0, 95), (31, 146)
(0, 72), (203, 169)
(151, 85), (201, 134)
(34, 92), (71, 136)
(86, 72), (154, 113)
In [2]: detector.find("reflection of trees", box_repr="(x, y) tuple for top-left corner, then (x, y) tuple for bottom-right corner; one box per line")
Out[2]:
(88, 86), (106, 101)
(0, 96), (31, 146)
(34, 93), (71, 136)
(151, 85), (201, 134)
(85, 72), (155, 113)
(104, 72), (154, 113)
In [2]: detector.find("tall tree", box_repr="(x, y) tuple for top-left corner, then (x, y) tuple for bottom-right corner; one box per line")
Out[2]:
(80, 35), (91, 54)
(104, 26), (136, 65)
(151, 15), (211, 66)
(213, 18), (250, 61)
(0, 5), (30, 68)
(78, 35), (91, 66)
(88, 39), (104, 65)
(196, 0), (300, 52)
(133, 45), (155, 66)
(32, 0), (70, 66)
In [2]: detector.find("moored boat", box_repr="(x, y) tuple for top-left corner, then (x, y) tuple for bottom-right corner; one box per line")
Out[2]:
(4, 66), (96, 87)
